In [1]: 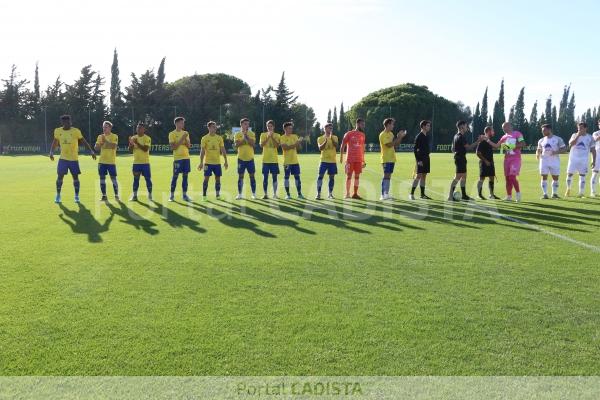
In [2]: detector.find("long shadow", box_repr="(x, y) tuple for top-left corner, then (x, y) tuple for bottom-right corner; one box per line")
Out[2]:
(138, 201), (206, 234)
(58, 203), (114, 243)
(228, 204), (317, 235)
(106, 201), (159, 235)
(187, 202), (276, 238)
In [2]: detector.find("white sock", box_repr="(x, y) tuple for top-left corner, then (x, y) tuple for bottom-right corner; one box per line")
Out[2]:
(541, 180), (548, 195)
(592, 171), (599, 193)
(579, 175), (586, 194)
(552, 180), (559, 195)
(566, 175), (573, 190)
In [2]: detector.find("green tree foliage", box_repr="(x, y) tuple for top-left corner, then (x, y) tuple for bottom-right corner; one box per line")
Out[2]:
(512, 87), (527, 136)
(347, 83), (471, 144)
(338, 102), (348, 134)
(492, 79), (505, 136)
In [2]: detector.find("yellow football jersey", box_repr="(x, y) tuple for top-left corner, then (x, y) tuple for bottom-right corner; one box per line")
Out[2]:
(201, 134), (224, 164)
(234, 131), (256, 161)
(96, 133), (119, 164)
(259, 132), (280, 163)
(379, 130), (396, 163)
(168, 130), (191, 160)
(318, 134), (338, 163)
(54, 127), (83, 161)
(132, 134), (151, 164)
(280, 134), (300, 165)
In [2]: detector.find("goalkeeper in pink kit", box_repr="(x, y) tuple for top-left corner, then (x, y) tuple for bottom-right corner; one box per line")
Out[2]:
(498, 122), (526, 202)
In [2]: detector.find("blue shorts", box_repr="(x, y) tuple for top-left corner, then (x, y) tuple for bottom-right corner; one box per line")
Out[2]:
(98, 163), (117, 177)
(383, 162), (395, 174)
(57, 159), (81, 175)
(173, 159), (191, 174)
(262, 163), (280, 175)
(284, 164), (301, 177)
(318, 162), (338, 176)
(132, 164), (151, 178)
(238, 159), (256, 174)
(204, 164), (222, 177)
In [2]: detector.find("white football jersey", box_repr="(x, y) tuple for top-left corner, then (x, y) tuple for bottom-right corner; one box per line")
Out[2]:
(568, 133), (594, 159)
(537, 135), (566, 160)
(593, 130), (600, 153)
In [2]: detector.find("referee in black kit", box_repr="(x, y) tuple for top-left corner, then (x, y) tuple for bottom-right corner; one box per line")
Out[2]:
(410, 120), (432, 200)
(448, 120), (484, 201)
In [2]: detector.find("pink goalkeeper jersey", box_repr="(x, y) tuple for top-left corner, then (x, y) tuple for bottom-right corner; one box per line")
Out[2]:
(499, 131), (525, 160)
(342, 130), (366, 163)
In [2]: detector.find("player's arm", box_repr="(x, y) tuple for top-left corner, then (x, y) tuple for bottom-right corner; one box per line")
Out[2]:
(295, 137), (302, 150)
(79, 137), (97, 159)
(198, 146), (206, 170)
(128, 136), (135, 152)
(260, 135), (268, 148)
(339, 136), (347, 163)
(465, 135), (484, 150)
(318, 138), (327, 151)
(535, 143), (542, 161)
(515, 139), (526, 149)
(569, 134), (579, 147)
(49, 138), (59, 160)
(170, 132), (188, 150)
(476, 150), (489, 165)
(485, 138), (501, 150)
(136, 140), (149, 152)
(391, 130), (407, 147)
(591, 147), (597, 169)
(221, 146), (229, 169)
(245, 134), (256, 147)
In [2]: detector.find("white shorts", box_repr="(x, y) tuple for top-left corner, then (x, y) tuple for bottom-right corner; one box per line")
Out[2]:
(567, 157), (589, 175)
(539, 159), (561, 176)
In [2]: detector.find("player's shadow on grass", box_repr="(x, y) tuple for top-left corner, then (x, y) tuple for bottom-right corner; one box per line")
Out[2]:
(58, 203), (114, 243)
(106, 201), (159, 235)
(486, 203), (594, 232)
(138, 201), (207, 235)
(228, 203), (316, 235)
(188, 202), (276, 238)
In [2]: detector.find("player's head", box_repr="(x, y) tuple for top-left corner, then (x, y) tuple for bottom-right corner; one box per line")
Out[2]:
(136, 122), (146, 135)
(266, 120), (274, 132)
(420, 120), (431, 133)
(207, 121), (217, 134)
(240, 118), (250, 130)
(383, 118), (395, 131)
(484, 126), (494, 138)
(502, 122), (512, 134)
(324, 122), (333, 134)
(174, 116), (185, 130)
(577, 122), (587, 134)
(541, 124), (552, 137)
(283, 122), (294, 134)
(355, 118), (365, 132)
(456, 120), (468, 134)
(102, 121), (113, 134)
(60, 114), (72, 129)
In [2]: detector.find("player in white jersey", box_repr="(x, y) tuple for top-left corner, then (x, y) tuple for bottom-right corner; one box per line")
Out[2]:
(566, 122), (596, 198)
(536, 124), (566, 199)
(591, 120), (600, 197)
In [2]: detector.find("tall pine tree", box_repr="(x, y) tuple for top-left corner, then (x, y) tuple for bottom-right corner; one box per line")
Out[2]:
(492, 79), (505, 135)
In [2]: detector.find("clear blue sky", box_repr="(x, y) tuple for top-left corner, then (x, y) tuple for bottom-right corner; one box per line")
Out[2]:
(1, 0), (598, 123)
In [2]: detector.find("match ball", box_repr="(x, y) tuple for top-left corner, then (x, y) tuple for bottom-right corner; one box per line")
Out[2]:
(452, 191), (462, 201)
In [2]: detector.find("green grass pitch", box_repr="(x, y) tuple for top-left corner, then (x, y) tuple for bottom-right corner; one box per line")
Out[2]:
(0, 153), (599, 376)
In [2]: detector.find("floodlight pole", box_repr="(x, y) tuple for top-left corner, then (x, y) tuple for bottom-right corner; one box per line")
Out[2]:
(42, 106), (48, 153)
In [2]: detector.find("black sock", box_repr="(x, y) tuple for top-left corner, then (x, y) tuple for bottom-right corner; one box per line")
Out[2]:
(461, 185), (467, 197)
(489, 181), (495, 195)
(420, 186), (425, 196)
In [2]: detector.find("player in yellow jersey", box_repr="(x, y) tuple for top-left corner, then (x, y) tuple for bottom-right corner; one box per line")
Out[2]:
(280, 122), (304, 199)
(234, 118), (257, 199)
(128, 122), (153, 202)
(379, 118), (407, 200)
(94, 121), (119, 201)
(49, 114), (96, 204)
(168, 116), (192, 202)
(316, 123), (339, 200)
(198, 121), (228, 201)
(259, 120), (281, 199)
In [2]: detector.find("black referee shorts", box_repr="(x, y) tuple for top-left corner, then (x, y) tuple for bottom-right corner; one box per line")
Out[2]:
(416, 156), (430, 174)
(454, 155), (467, 174)
(479, 161), (495, 178)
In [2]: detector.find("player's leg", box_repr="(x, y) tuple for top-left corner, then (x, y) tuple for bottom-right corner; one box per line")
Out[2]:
(262, 164), (270, 198)
(352, 164), (361, 198)
(236, 160), (245, 199)
(283, 165), (292, 199)
(170, 161), (179, 201)
(272, 166), (279, 198)
(109, 166), (119, 200)
(293, 165), (303, 198)
(477, 175), (485, 199)
(248, 161), (257, 198)
(460, 172), (471, 200)
(578, 173), (587, 197)
(316, 163), (326, 199)
(410, 169), (420, 200)
(181, 173), (190, 201)
(55, 172), (65, 203)
(381, 172), (391, 200)
(99, 164), (108, 201)
(131, 170), (141, 201)
(345, 164), (353, 198)
(202, 170), (210, 198)
(448, 172), (460, 200)
(565, 173), (574, 196)
(591, 168), (599, 196)
(328, 171), (336, 199)
(540, 174), (549, 198)
(551, 175), (560, 198)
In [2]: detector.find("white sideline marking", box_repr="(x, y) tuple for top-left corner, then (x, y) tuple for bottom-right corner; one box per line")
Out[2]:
(362, 167), (600, 253)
